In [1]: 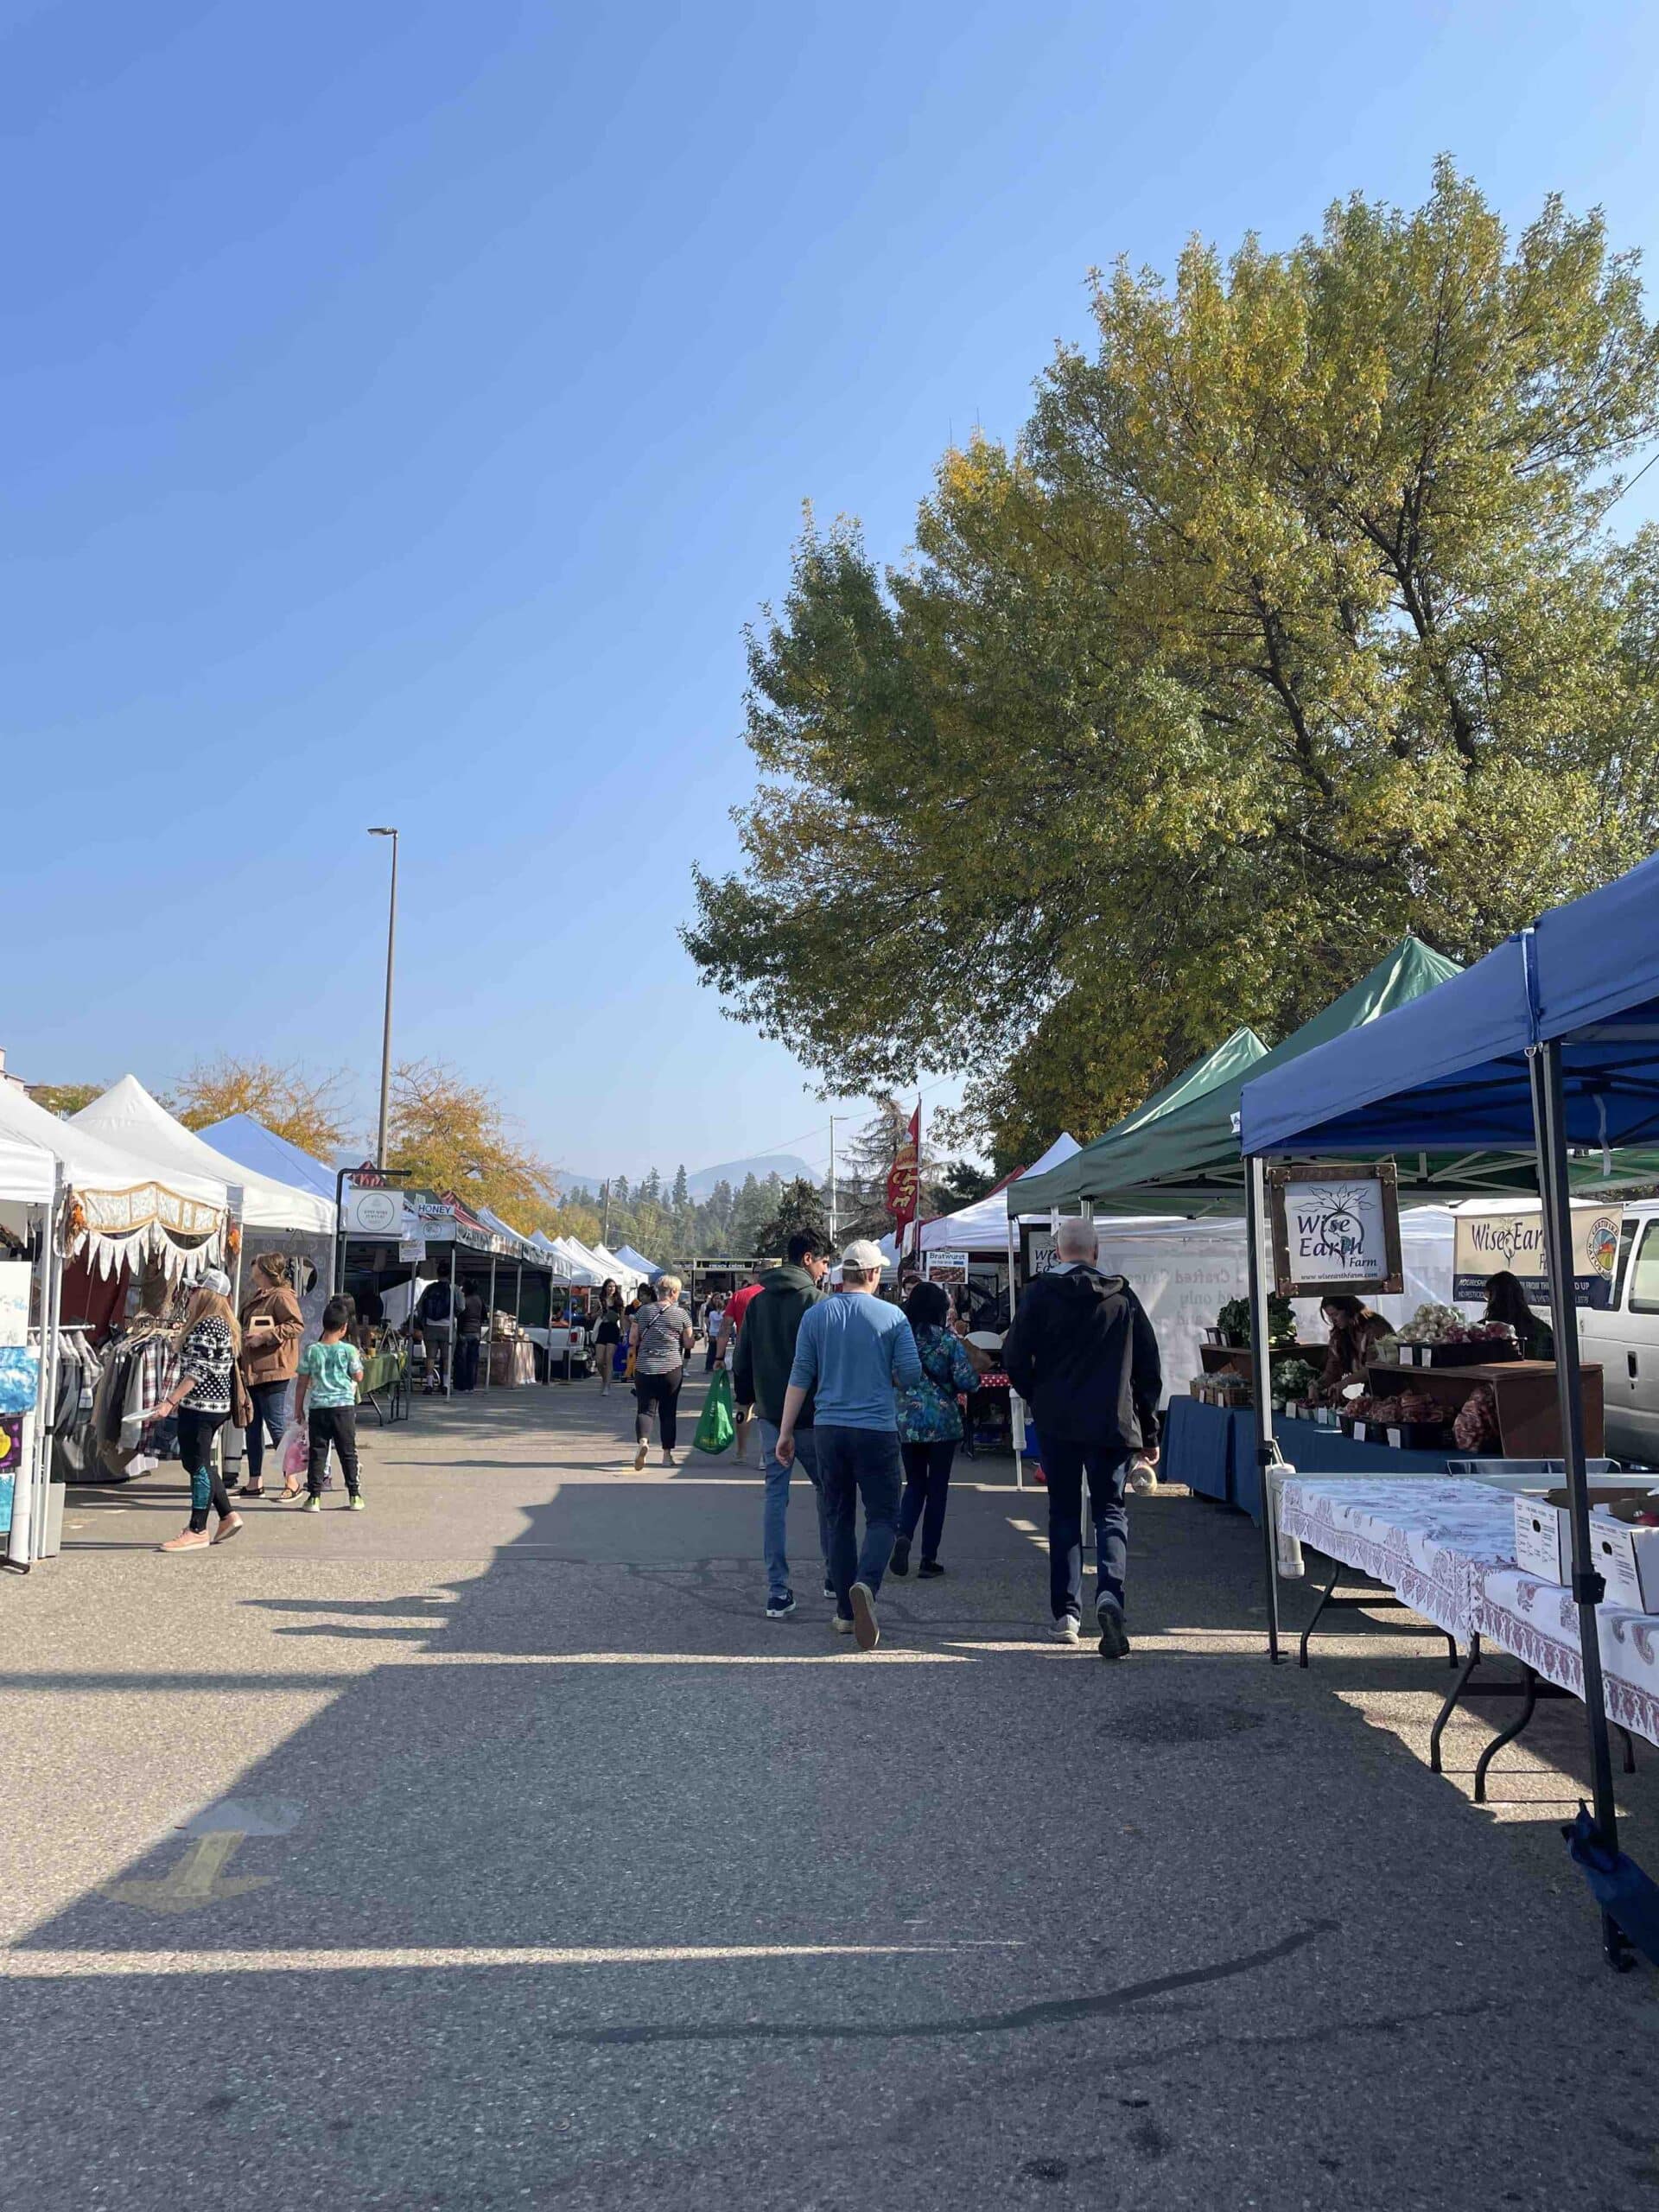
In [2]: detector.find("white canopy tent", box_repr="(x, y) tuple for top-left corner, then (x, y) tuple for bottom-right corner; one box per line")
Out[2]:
(72, 1076), (334, 1236)
(918, 1135), (1083, 1254)
(589, 1241), (648, 1290)
(0, 1083), (229, 1571)
(0, 1078), (226, 1276)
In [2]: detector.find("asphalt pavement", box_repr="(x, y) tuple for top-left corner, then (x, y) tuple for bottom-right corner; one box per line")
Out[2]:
(2, 1368), (1656, 2211)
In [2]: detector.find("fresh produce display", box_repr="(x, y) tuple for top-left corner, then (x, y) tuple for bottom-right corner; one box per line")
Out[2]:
(1272, 1358), (1320, 1402)
(1216, 1294), (1296, 1348)
(1452, 1385), (1500, 1451)
(1343, 1387), (1454, 1433)
(1379, 1304), (1515, 1351)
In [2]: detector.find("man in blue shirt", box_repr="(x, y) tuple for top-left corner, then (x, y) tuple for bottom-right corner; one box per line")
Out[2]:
(776, 1238), (923, 1649)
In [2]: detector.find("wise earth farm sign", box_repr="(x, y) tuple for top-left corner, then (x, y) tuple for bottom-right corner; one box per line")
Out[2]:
(1268, 1161), (1403, 1300)
(1452, 1204), (1620, 1308)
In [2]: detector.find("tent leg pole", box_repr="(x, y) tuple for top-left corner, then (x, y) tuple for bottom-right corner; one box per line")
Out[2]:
(445, 1246), (456, 1398)
(1006, 1211), (1022, 1490)
(1245, 1159), (1283, 1663)
(1530, 1041), (1628, 1970)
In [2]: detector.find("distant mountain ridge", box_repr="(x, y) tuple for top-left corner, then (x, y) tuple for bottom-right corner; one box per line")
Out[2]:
(551, 1154), (813, 1198)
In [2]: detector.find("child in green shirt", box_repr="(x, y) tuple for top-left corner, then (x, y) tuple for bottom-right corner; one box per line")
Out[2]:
(294, 1297), (365, 1512)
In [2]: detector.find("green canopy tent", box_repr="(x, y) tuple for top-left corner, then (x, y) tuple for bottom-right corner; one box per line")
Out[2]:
(1008, 1023), (1270, 1218)
(1013, 936), (1659, 1218)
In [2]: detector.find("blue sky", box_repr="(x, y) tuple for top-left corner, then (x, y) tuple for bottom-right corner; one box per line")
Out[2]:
(8, 0), (1659, 1184)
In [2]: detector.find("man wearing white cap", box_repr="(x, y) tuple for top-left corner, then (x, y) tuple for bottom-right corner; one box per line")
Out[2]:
(774, 1238), (923, 1649)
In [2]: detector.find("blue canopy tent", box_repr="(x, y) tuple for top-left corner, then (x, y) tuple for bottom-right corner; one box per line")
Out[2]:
(1239, 850), (1659, 1970)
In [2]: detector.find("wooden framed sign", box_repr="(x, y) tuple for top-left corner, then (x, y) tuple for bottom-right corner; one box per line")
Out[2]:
(1268, 1160), (1403, 1300)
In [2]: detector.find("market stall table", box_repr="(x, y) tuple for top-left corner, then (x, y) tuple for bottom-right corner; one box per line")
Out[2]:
(1163, 1397), (1457, 1517)
(1472, 1567), (1659, 1753)
(357, 1343), (409, 1425)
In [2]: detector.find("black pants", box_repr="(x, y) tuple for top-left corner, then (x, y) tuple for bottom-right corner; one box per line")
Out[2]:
(307, 1406), (360, 1497)
(244, 1380), (290, 1485)
(634, 1370), (683, 1450)
(179, 1408), (232, 1533)
(454, 1335), (481, 1392)
(898, 1438), (957, 1561)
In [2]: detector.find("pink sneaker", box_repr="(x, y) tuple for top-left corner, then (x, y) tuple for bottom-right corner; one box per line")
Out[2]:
(159, 1529), (212, 1553)
(212, 1512), (245, 1545)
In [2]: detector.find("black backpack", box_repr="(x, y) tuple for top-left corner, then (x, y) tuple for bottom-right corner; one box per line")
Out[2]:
(423, 1281), (453, 1323)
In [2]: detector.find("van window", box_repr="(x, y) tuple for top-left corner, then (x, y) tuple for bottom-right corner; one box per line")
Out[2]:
(1611, 1217), (1639, 1309)
(1630, 1223), (1659, 1315)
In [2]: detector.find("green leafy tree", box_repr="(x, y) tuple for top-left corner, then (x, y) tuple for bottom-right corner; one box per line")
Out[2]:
(686, 161), (1659, 1163)
(755, 1176), (830, 1255)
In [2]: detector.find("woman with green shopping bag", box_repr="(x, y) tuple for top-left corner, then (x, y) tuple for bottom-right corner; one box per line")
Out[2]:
(626, 1277), (694, 1470)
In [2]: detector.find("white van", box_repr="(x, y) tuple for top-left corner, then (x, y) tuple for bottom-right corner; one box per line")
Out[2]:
(1579, 1200), (1659, 1466)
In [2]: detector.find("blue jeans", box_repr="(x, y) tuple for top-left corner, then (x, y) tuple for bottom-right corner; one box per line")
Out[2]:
(244, 1380), (289, 1485)
(1041, 1439), (1132, 1619)
(816, 1425), (903, 1615)
(757, 1421), (826, 1599)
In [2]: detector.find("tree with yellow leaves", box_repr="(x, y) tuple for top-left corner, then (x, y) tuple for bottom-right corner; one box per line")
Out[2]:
(170, 1057), (354, 1159)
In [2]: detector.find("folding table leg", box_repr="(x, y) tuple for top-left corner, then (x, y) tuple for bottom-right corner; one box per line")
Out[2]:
(1430, 1635), (1481, 1775)
(1473, 1665), (1540, 1804)
(1298, 1554), (1344, 1669)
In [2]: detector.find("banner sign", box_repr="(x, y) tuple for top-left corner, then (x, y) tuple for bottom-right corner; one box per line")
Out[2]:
(343, 1182), (405, 1237)
(1452, 1204), (1620, 1308)
(886, 1102), (923, 1244)
(925, 1249), (969, 1286)
(1268, 1162), (1402, 1299)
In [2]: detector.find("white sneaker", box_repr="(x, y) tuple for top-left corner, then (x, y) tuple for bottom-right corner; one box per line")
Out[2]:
(662, 1449), (676, 1467)
(832, 1614), (854, 1636)
(632, 1441), (648, 1471)
(1050, 1615), (1081, 1644)
(849, 1580), (880, 1652)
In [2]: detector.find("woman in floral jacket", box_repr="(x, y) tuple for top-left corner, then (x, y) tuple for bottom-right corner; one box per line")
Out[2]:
(892, 1281), (988, 1579)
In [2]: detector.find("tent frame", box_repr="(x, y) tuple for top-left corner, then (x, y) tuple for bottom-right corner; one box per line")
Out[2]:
(1243, 1037), (1630, 1973)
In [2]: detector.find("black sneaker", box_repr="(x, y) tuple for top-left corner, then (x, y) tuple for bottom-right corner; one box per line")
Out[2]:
(765, 1591), (797, 1619)
(822, 1577), (836, 1603)
(889, 1541), (911, 1578)
(1096, 1604), (1130, 1661)
(918, 1558), (944, 1579)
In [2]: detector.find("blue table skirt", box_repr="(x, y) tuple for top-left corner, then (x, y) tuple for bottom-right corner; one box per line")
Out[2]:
(1162, 1398), (1452, 1524)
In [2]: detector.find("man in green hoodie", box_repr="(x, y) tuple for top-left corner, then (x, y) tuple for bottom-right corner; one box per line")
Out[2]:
(734, 1230), (830, 1618)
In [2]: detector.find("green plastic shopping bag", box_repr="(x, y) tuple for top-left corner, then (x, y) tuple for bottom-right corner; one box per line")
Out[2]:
(693, 1367), (737, 1456)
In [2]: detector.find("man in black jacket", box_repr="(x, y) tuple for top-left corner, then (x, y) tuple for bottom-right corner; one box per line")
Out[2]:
(733, 1230), (830, 1619)
(1002, 1217), (1162, 1658)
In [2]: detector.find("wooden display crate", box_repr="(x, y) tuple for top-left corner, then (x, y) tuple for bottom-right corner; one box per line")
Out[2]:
(1365, 1360), (1604, 1459)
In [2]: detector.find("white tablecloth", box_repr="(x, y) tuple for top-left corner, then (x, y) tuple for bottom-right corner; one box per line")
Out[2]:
(1471, 1567), (1659, 1749)
(1277, 1478), (1520, 1641)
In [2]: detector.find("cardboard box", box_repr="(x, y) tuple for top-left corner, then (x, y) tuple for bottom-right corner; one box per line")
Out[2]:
(1586, 1494), (1659, 1613)
(1512, 1488), (1659, 1607)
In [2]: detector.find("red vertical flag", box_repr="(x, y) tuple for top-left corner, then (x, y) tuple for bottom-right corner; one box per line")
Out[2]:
(885, 1100), (923, 1254)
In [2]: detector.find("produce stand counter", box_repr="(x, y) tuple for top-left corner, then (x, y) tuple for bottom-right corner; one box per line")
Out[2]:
(1163, 1397), (1453, 1520)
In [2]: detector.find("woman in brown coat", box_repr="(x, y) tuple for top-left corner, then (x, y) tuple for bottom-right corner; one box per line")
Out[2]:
(237, 1252), (305, 1498)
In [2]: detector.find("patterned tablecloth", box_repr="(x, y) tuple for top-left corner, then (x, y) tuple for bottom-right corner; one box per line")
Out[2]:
(1276, 1478), (1526, 1642)
(1471, 1567), (1659, 1749)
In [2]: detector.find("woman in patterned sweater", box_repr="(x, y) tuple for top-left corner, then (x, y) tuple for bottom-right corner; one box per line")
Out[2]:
(156, 1268), (246, 1554)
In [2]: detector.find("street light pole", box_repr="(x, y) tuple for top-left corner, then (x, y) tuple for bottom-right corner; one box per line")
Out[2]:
(368, 828), (399, 1169)
(828, 1116), (839, 1245)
